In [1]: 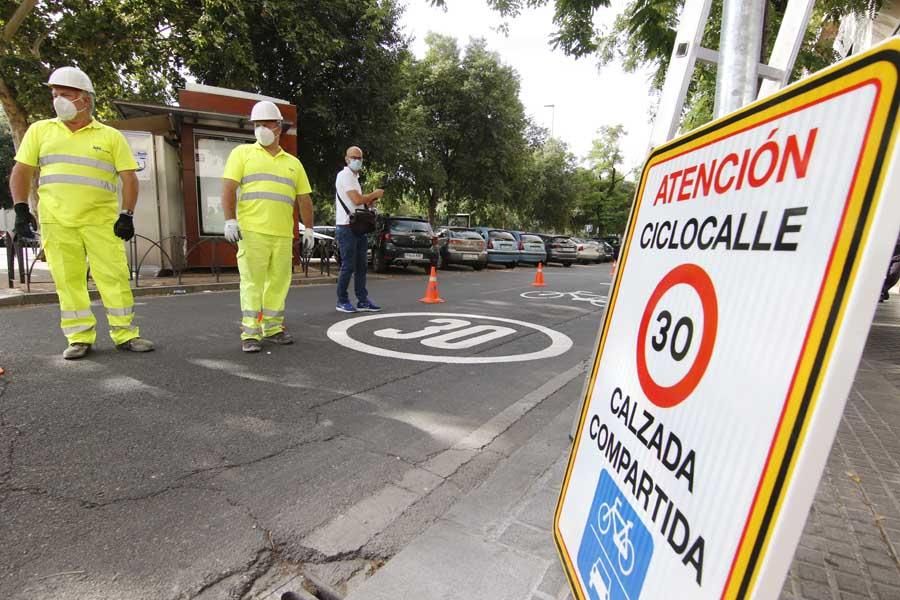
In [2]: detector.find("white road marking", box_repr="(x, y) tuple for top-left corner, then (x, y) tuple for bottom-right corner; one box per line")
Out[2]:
(327, 312), (573, 363)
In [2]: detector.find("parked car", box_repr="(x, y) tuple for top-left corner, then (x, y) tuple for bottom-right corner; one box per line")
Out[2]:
(311, 225), (337, 260)
(472, 227), (519, 268)
(601, 234), (622, 257)
(529, 233), (576, 267)
(571, 237), (603, 264)
(369, 215), (438, 273)
(435, 227), (488, 270)
(510, 231), (547, 266)
(596, 240), (615, 262)
(304, 225), (371, 265)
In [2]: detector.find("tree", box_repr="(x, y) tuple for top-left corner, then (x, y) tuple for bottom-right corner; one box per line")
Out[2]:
(171, 0), (410, 202)
(0, 0), (411, 216)
(0, 0), (186, 145)
(435, 0), (871, 130)
(391, 34), (529, 224)
(579, 125), (634, 235)
(0, 110), (12, 208)
(520, 137), (578, 231)
(427, 0), (609, 57)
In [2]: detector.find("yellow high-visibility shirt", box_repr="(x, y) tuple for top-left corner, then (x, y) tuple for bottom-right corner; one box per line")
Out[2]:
(14, 118), (138, 226)
(222, 143), (312, 238)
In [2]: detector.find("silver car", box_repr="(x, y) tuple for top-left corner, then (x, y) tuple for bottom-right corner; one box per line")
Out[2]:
(572, 237), (603, 264)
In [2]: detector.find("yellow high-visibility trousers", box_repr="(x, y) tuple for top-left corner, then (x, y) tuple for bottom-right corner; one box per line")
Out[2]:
(42, 222), (140, 345)
(237, 230), (292, 340)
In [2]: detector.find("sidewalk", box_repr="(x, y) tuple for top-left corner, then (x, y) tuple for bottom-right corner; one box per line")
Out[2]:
(345, 298), (900, 600)
(0, 259), (339, 307)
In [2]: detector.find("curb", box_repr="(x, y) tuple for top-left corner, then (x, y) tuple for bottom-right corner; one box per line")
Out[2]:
(0, 274), (340, 308)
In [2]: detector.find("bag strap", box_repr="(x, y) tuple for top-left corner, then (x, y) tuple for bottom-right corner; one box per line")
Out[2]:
(336, 192), (352, 216)
(336, 191), (372, 216)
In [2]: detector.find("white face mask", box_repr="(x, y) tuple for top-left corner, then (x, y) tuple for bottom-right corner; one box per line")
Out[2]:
(53, 96), (79, 122)
(349, 159), (363, 172)
(255, 125), (276, 147)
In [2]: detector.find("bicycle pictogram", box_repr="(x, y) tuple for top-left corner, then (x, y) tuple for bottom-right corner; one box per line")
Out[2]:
(597, 498), (636, 576)
(577, 470), (653, 600)
(520, 289), (608, 307)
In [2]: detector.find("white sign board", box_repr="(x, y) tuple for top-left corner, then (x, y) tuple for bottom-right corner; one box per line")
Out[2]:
(555, 39), (900, 600)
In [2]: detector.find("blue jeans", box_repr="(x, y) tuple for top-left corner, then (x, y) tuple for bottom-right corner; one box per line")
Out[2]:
(336, 225), (369, 304)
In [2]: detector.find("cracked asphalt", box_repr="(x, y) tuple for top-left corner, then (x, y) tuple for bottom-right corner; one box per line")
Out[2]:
(0, 262), (613, 599)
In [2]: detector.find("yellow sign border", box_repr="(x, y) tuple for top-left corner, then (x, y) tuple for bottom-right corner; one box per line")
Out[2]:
(554, 39), (900, 599)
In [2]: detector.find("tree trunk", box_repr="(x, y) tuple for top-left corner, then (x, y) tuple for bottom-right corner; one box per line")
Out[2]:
(1, 0), (37, 147)
(0, 77), (30, 148)
(428, 189), (439, 226)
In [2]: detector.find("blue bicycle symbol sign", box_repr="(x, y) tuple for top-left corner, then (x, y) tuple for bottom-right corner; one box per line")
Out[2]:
(577, 470), (653, 600)
(598, 497), (636, 576)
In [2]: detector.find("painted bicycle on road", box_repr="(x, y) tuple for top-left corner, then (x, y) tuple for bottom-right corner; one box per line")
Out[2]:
(520, 289), (608, 307)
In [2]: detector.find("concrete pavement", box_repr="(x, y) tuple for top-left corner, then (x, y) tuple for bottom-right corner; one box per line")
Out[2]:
(0, 262), (611, 599)
(344, 295), (900, 600)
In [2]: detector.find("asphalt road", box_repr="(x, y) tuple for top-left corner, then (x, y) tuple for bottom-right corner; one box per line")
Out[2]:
(0, 261), (613, 600)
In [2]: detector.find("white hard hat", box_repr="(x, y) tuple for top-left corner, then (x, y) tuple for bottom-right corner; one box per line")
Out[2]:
(46, 67), (95, 94)
(249, 100), (283, 122)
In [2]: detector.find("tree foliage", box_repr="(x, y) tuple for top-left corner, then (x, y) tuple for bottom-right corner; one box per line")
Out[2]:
(168, 0), (410, 200)
(428, 0), (610, 56)
(391, 35), (528, 224)
(0, 1), (635, 236)
(0, 0), (186, 144)
(0, 111), (12, 209)
(436, 0), (875, 130)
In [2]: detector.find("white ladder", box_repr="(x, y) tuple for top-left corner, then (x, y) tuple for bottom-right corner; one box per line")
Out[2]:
(649, 0), (816, 147)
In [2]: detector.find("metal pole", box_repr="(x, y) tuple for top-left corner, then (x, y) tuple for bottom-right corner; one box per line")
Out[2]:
(715, 0), (766, 117)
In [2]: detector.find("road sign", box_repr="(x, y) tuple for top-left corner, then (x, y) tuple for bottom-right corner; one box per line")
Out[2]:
(327, 312), (572, 363)
(555, 39), (900, 599)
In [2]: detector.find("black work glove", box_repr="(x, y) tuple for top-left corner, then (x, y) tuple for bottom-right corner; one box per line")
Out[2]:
(13, 203), (34, 240)
(114, 212), (135, 241)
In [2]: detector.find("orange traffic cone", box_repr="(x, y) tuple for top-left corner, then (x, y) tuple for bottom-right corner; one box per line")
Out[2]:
(419, 266), (446, 303)
(532, 262), (546, 287)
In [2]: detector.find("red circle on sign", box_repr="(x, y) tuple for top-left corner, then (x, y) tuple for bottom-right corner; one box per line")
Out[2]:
(636, 263), (718, 408)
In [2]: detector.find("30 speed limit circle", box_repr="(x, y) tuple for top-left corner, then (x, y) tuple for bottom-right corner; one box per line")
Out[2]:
(636, 263), (718, 409)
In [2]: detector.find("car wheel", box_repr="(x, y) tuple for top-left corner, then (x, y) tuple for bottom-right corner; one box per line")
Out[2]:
(563, 262), (573, 268)
(374, 251), (388, 273)
(473, 263), (485, 271)
(506, 262), (516, 269)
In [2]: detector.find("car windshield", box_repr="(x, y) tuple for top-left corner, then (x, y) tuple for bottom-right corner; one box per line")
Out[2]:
(454, 231), (483, 240)
(552, 237), (571, 243)
(522, 235), (542, 243)
(489, 231), (515, 241)
(391, 220), (432, 234)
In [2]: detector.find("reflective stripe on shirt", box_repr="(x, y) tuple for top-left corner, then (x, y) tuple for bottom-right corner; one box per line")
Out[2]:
(241, 173), (295, 187)
(40, 153), (117, 174)
(240, 191), (294, 205)
(39, 174), (117, 193)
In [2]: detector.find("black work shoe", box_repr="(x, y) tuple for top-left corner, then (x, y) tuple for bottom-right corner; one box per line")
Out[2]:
(116, 337), (155, 352)
(263, 331), (294, 345)
(242, 339), (262, 353)
(63, 343), (91, 360)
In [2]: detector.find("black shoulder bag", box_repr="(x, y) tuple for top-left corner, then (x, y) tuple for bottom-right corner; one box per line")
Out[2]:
(336, 192), (376, 235)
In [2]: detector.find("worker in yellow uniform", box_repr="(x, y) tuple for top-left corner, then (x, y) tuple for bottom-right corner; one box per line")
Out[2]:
(10, 67), (154, 360)
(222, 101), (315, 353)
